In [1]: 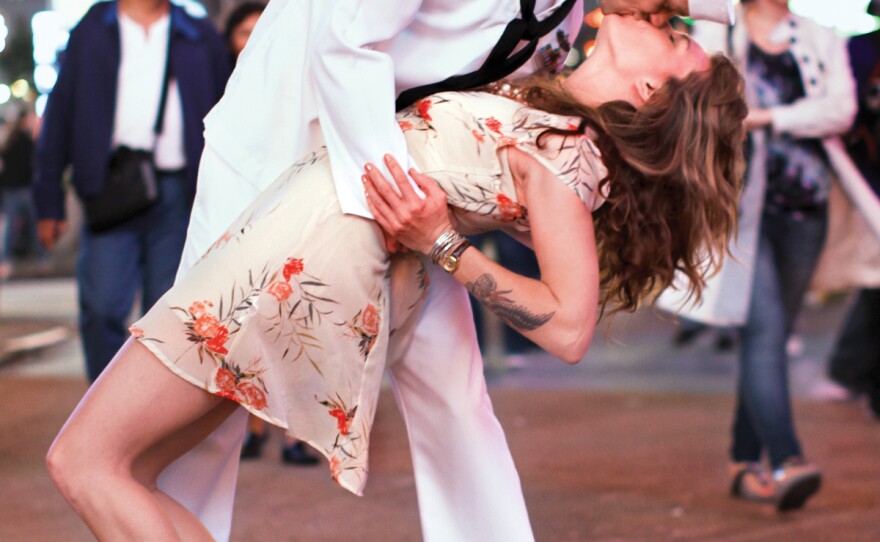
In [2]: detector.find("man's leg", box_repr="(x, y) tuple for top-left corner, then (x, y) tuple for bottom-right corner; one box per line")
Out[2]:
(155, 147), (259, 541)
(77, 224), (141, 382)
(141, 172), (192, 308)
(828, 288), (880, 393)
(388, 266), (534, 542)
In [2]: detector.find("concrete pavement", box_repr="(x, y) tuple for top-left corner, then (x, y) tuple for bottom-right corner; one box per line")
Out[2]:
(1, 278), (878, 541)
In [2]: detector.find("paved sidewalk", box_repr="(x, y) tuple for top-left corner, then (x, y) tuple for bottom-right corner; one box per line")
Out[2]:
(2, 379), (879, 541)
(1, 279), (878, 541)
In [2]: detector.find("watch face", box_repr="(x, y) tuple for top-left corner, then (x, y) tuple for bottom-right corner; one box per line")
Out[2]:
(442, 255), (458, 273)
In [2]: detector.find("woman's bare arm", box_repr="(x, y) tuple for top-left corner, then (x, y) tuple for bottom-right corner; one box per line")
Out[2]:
(363, 153), (599, 363)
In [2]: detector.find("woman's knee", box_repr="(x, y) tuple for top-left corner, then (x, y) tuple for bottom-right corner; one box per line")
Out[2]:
(46, 432), (105, 505)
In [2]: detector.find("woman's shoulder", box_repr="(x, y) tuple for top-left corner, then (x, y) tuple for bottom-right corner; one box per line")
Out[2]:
(791, 13), (841, 43)
(515, 128), (609, 212)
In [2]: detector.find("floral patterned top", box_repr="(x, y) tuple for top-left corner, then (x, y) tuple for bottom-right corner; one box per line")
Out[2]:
(397, 91), (608, 233)
(747, 43), (832, 217)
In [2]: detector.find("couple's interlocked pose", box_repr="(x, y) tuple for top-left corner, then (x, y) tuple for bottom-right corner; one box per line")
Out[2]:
(46, 1), (740, 539)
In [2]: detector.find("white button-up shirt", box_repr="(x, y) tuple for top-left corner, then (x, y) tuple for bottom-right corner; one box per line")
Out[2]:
(113, 13), (185, 170)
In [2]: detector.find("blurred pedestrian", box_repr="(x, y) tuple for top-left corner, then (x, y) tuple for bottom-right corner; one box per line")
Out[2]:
(33, 0), (230, 382)
(826, 0), (880, 420)
(0, 107), (39, 278)
(224, 1), (264, 62)
(662, 0), (880, 512)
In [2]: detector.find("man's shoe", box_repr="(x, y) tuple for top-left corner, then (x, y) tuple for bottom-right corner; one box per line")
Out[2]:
(866, 389), (880, 420)
(281, 441), (320, 466)
(730, 462), (776, 504)
(714, 332), (736, 352)
(240, 431), (267, 460)
(773, 458), (822, 512)
(673, 324), (706, 346)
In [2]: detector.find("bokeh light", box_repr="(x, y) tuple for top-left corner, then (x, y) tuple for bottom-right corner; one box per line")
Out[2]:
(11, 79), (30, 99)
(584, 8), (604, 29)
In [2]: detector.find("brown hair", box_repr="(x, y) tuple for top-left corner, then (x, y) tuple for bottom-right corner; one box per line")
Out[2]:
(512, 54), (747, 313)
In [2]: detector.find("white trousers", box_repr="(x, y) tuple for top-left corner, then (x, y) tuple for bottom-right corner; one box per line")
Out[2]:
(157, 146), (534, 541)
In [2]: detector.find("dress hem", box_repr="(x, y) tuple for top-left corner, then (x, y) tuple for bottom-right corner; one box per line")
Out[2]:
(134, 335), (367, 497)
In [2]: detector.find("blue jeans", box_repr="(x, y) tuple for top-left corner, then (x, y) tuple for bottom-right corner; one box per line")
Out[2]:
(732, 210), (827, 468)
(77, 172), (192, 382)
(1, 186), (41, 261)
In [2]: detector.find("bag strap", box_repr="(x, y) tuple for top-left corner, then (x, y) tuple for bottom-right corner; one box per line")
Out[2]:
(152, 22), (173, 145)
(394, 0), (577, 111)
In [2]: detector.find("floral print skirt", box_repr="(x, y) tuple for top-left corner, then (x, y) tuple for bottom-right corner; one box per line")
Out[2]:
(131, 149), (428, 495)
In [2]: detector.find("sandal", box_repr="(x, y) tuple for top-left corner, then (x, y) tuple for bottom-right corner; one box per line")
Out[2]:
(773, 458), (822, 512)
(730, 462), (776, 503)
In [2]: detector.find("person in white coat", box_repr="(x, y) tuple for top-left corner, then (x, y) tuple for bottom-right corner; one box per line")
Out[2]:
(152, 1), (735, 540)
(660, 0), (880, 512)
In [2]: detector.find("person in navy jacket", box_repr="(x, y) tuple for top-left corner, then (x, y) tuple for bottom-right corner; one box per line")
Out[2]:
(34, 0), (230, 382)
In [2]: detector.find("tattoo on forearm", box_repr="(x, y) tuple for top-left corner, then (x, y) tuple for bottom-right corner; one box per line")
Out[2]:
(465, 274), (555, 331)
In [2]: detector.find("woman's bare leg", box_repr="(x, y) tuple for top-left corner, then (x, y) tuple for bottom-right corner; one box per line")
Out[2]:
(47, 338), (238, 541)
(131, 400), (240, 540)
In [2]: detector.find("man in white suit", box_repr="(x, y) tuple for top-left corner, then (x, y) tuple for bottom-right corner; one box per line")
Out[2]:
(159, 1), (735, 540)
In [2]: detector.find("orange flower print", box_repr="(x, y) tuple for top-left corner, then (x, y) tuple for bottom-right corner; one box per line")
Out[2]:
(318, 395), (357, 435)
(129, 326), (144, 339)
(416, 99), (432, 121)
(266, 280), (294, 302)
(361, 303), (379, 335)
(472, 129), (485, 143)
(329, 456), (342, 482)
(398, 120), (414, 132)
(497, 136), (519, 148)
(214, 368), (237, 400)
(282, 257), (304, 281)
(194, 313), (224, 340)
(189, 300), (214, 318)
(237, 381), (267, 411)
(496, 194), (524, 222)
(329, 408), (354, 436)
(205, 326), (230, 355)
(485, 116), (503, 134)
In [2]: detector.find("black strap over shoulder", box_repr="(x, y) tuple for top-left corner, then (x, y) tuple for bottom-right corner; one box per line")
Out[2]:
(395, 0), (577, 111)
(153, 29), (173, 138)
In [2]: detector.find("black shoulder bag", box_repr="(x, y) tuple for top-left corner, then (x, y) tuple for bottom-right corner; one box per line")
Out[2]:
(85, 38), (172, 232)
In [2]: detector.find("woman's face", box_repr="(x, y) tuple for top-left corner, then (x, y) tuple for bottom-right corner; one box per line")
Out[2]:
(589, 15), (709, 102)
(230, 13), (261, 58)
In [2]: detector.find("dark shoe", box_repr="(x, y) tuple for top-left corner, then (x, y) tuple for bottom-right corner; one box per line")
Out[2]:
(714, 332), (736, 352)
(773, 458), (822, 512)
(281, 441), (320, 466)
(866, 389), (880, 420)
(730, 462), (776, 504)
(240, 431), (267, 460)
(673, 324), (706, 347)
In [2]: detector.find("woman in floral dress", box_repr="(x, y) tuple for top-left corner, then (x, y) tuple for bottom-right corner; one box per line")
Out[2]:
(47, 16), (747, 539)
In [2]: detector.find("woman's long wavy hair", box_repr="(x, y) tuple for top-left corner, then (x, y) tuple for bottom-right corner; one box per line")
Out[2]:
(507, 54), (747, 313)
